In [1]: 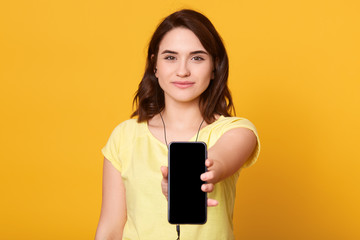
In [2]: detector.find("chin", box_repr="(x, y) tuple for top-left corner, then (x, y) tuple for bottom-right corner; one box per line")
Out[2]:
(167, 94), (201, 104)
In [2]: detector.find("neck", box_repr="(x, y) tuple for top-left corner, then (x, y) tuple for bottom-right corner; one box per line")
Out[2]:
(159, 110), (204, 146)
(160, 100), (203, 130)
(147, 97), (210, 144)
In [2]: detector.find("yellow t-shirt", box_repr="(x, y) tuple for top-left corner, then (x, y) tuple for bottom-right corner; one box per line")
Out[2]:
(102, 116), (260, 240)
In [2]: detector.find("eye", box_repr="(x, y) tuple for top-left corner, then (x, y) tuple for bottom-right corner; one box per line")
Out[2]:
(192, 56), (205, 61)
(164, 55), (176, 60)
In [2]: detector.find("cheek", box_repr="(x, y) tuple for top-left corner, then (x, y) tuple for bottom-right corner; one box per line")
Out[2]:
(196, 65), (213, 82)
(156, 62), (173, 79)
(198, 68), (213, 90)
(201, 79), (211, 92)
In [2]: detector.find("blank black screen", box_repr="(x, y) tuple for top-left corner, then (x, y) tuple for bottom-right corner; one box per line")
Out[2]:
(168, 142), (207, 224)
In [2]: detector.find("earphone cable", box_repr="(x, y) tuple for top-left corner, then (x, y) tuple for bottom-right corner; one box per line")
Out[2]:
(156, 86), (204, 240)
(159, 112), (204, 240)
(176, 224), (180, 240)
(159, 111), (168, 147)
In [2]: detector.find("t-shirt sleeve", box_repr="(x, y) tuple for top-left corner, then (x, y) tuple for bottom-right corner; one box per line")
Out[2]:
(220, 117), (261, 168)
(101, 124), (123, 172)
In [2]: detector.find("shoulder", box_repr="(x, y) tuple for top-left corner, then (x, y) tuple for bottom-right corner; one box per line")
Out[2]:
(111, 118), (142, 133)
(107, 118), (145, 143)
(210, 116), (258, 135)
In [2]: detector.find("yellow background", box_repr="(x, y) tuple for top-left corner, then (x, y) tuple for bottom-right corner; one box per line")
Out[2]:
(1, 0), (359, 239)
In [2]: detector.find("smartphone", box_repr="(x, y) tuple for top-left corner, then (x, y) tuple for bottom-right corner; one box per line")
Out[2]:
(168, 142), (207, 224)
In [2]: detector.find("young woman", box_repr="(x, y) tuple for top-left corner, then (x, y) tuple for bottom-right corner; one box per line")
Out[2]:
(95, 9), (260, 240)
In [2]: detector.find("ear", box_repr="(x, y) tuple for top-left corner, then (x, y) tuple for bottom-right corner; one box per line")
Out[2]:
(154, 68), (158, 78)
(211, 57), (218, 80)
(151, 54), (158, 77)
(211, 69), (215, 79)
(154, 67), (158, 78)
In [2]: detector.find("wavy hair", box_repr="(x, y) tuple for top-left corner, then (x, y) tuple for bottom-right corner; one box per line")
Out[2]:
(131, 9), (235, 123)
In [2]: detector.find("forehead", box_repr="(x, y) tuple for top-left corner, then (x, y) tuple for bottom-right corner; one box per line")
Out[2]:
(158, 27), (206, 53)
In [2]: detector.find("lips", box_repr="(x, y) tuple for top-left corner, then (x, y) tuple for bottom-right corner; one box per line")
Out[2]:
(172, 81), (195, 89)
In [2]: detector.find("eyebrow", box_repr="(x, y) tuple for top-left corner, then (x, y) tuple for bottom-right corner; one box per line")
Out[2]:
(160, 50), (209, 55)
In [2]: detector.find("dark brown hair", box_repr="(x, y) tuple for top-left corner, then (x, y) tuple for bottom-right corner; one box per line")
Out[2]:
(131, 9), (235, 123)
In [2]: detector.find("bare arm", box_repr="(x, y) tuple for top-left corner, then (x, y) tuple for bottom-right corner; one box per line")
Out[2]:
(160, 127), (257, 205)
(201, 127), (258, 185)
(95, 157), (127, 240)
(160, 166), (219, 206)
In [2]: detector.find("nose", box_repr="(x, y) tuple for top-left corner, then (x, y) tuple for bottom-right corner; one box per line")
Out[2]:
(176, 60), (190, 78)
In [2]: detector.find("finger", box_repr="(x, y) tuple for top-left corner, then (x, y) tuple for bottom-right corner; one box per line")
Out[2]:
(160, 166), (169, 200)
(201, 183), (214, 193)
(200, 170), (215, 182)
(207, 198), (218, 207)
(161, 182), (168, 200)
(205, 159), (214, 168)
(160, 166), (168, 179)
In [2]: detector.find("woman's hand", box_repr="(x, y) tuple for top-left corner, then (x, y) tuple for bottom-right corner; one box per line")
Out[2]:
(160, 166), (169, 199)
(200, 158), (220, 190)
(160, 159), (219, 207)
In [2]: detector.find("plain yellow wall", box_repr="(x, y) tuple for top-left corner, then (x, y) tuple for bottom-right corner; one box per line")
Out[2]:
(1, 0), (359, 239)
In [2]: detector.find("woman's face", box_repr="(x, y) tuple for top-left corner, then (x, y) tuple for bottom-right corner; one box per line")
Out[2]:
(155, 27), (214, 105)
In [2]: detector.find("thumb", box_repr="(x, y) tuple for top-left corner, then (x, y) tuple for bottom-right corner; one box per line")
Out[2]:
(160, 166), (168, 179)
